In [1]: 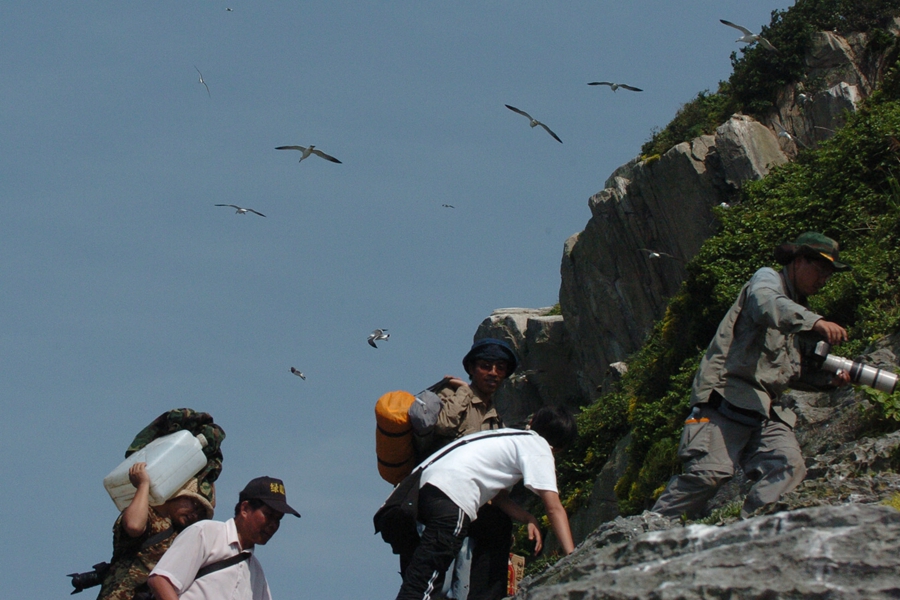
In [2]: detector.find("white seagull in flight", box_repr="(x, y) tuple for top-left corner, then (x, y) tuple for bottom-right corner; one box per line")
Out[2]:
(194, 66), (210, 97)
(275, 145), (342, 164)
(720, 20), (778, 52)
(639, 248), (680, 261)
(504, 105), (562, 143)
(290, 367), (306, 380)
(215, 204), (266, 217)
(368, 329), (389, 348)
(588, 81), (643, 92)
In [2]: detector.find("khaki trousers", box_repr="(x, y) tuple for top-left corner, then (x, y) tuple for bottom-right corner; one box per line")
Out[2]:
(652, 402), (806, 519)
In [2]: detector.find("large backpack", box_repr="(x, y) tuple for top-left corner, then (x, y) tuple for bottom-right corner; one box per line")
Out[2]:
(375, 391), (417, 484)
(375, 381), (447, 484)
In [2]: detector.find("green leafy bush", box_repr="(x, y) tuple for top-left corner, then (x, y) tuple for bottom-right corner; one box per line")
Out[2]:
(643, 0), (900, 157)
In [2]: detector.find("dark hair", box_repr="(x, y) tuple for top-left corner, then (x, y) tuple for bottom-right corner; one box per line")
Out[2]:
(234, 497), (266, 517)
(529, 406), (577, 450)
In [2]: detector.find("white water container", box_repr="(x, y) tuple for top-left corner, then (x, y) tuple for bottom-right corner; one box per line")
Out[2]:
(103, 430), (209, 511)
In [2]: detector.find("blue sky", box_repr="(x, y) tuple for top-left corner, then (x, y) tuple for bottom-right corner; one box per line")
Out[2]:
(2, 2), (792, 597)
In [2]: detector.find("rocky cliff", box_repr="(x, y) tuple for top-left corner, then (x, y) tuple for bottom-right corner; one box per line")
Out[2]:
(472, 20), (900, 599)
(478, 26), (895, 410)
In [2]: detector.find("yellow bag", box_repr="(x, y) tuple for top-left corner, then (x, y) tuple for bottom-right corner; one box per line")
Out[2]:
(375, 391), (416, 484)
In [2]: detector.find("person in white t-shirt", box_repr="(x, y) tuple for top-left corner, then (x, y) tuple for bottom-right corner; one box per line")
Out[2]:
(147, 476), (300, 600)
(396, 406), (577, 600)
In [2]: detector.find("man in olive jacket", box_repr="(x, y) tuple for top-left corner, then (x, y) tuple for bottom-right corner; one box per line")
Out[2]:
(653, 232), (851, 519)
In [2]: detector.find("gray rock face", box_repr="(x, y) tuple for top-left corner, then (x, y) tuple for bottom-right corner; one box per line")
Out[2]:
(559, 117), (785, 399)
(474, 307), (582, 428)
(553, 28), (883, 404)
(517, 504), (900, 600)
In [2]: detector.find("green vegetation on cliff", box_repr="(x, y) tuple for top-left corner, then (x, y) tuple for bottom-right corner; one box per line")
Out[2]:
(561, 67), (900, 520)
(642, 0), (900, 158)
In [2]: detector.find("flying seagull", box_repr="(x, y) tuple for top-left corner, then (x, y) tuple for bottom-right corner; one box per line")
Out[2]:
(226, 7), (233, 11)
(275, 145), (342, 164)
(290, 367), (306, 380)
(214, 204), (266, 217)
(639, 248), (680, 261)
(774, 121), (808, 149)
(194, 66), (210, 97)
(441, 204), (455, 209)
(368, 328), (389, 348)
(504, 105), (562, 143)
(588, 81), (643, 92)
(720, 20), (778, 52)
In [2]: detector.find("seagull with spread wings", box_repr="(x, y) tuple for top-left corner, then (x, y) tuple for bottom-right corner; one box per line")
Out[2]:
(588, 81), (643, 92)
(275, 145), (342, 164)
(214, 204), (266, 217)
(720, 19), (778, 52)
(504, 105), (562, 143)
(194, 66), (210, 97)
(368, 329), (389, 348)
(639, 248), (680, 261)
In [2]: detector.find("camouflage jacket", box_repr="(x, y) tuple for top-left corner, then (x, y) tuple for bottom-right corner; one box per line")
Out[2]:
(96, 507), (174, 600)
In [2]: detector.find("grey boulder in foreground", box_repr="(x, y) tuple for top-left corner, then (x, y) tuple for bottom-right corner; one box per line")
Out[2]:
(517, 504), (900, 599)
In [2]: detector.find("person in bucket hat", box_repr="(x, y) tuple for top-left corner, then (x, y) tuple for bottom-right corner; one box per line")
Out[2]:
(149, 476), (299, 600)
(95, 464), (215, 600)
(408, 338), (523, 600)
(652, 232), (852, 519)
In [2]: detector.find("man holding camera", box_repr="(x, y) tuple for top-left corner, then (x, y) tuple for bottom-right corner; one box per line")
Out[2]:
(653, 232), (852, 519)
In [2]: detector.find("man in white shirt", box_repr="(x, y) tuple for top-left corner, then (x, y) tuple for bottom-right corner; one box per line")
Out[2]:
(148, 476), (300, 600)
(396, 406), (577, 600)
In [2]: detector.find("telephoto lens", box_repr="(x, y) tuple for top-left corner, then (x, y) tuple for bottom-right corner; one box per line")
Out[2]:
(67, 562), (110, 594)
(814, 341), (898, 394)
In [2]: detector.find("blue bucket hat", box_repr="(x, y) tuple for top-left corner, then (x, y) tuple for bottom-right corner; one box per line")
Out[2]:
(462, 338), (518, 377)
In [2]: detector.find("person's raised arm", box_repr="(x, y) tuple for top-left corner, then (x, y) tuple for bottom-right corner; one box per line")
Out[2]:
(122, 462), (151, 537)
(536, 489), (574, 555)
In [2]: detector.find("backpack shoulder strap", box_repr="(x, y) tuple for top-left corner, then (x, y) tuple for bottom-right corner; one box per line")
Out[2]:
(195, 552), (252, 579)
(139, 526), (175, 551)
(419, 430), (533, 471)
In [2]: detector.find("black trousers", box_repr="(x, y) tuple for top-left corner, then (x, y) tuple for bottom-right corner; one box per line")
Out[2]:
(466, 503), (513, 600)
(397, 484), (471, 600)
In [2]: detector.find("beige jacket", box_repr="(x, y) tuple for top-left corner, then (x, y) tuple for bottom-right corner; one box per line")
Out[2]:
(433, 383), (502, 443)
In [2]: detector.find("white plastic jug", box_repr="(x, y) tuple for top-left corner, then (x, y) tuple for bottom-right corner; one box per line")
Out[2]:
(103, 430), (209, 511)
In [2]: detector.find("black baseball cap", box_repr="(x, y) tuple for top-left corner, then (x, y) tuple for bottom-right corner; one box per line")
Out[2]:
(239, 476), (301, 518)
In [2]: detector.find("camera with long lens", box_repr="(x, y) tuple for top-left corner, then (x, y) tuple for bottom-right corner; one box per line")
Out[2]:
(67, 562), (110, 594)
(813, 341), (898, 394)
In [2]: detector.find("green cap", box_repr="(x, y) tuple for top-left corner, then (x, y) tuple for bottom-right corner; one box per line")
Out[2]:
(774, 231), (850, 271)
